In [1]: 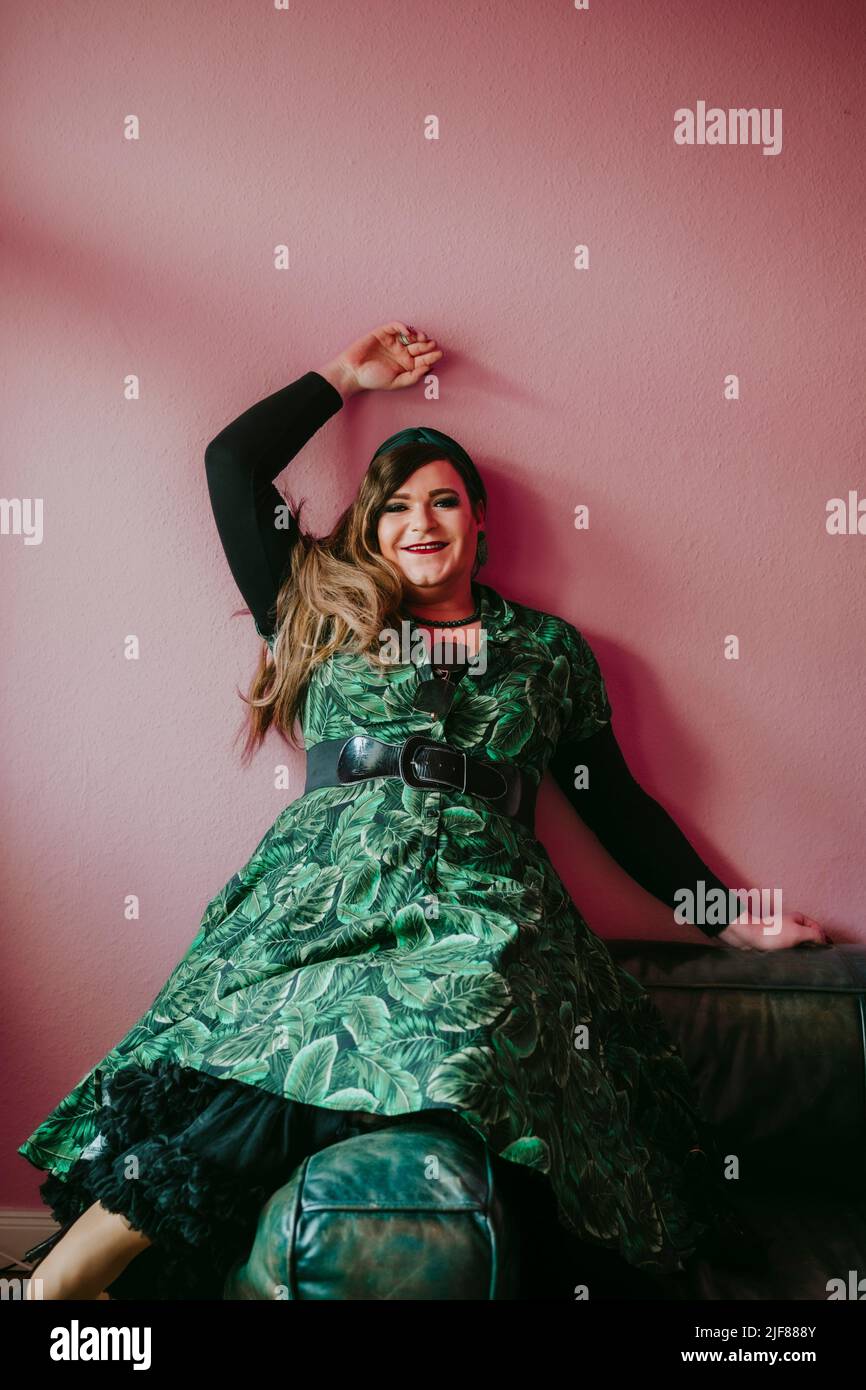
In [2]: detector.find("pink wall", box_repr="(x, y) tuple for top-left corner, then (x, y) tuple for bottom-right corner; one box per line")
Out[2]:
(4, 0), (864, 1207)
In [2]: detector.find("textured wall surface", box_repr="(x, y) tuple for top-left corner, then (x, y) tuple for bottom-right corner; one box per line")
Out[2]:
(3, 0), (864, 1204)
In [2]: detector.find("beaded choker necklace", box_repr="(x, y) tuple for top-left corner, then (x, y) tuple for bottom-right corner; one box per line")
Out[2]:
(399, 583), (481, 628)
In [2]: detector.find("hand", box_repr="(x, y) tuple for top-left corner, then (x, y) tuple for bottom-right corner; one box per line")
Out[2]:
(319, 322), (444, 398)
(717, 910), (831, 952)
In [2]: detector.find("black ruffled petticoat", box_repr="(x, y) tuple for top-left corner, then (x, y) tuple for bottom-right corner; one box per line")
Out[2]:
(32, 1058), (762, 1301)
(34, 1058), (360, 1300)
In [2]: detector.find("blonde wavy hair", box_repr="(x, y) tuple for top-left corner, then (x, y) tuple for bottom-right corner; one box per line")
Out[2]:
(232, 439), (488, 765)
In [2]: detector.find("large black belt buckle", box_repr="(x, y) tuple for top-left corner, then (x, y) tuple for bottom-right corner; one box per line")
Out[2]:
(398, 734), (467, 793)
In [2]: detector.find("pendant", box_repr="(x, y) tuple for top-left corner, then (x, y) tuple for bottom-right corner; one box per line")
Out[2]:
(413, 674), (457, 718)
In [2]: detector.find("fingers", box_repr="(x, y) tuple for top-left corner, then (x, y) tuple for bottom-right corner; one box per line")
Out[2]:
(383, 322), (439, 352)
(379, 320), (445, 390)
(384, 321), (420, 343)
(381, 323), (435, 375)
(794, 913), (831, 943)
(398, 350), (444, 388)
(409, 346), (443, 367)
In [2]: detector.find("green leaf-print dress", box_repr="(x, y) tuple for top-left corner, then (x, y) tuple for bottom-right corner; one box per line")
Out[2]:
(19, 580), (721, 1280)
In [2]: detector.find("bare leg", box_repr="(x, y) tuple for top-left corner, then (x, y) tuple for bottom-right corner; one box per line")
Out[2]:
(25, 1201), (152, 1300)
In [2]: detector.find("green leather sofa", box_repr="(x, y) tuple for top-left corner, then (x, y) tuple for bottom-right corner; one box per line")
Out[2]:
(223, 941), (866, 1300)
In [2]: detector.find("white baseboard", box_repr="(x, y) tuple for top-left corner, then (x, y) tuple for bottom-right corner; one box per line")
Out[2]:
(0, 1209), (60, 1266)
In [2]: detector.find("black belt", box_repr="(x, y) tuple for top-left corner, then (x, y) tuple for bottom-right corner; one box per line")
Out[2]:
(304, 733), (537, 831)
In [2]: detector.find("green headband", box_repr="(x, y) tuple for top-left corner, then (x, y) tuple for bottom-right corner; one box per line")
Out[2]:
(370, 426), (477, 475)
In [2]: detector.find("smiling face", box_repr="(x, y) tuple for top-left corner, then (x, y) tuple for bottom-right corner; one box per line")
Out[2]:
(376, 459), (485, 597)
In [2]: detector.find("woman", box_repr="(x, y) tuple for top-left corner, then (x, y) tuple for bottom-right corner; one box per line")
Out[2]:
(19, 321), (829, 1301)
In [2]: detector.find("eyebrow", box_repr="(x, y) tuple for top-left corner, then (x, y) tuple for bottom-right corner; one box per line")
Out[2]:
(388, 487), (461, 500)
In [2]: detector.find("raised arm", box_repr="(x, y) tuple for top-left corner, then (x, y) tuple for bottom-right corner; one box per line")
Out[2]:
(204, 325), (443, 641)
(203, 369), (345, 642)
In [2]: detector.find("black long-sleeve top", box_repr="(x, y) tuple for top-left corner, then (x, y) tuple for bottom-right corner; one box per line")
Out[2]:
(204, 371), (734, 937)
